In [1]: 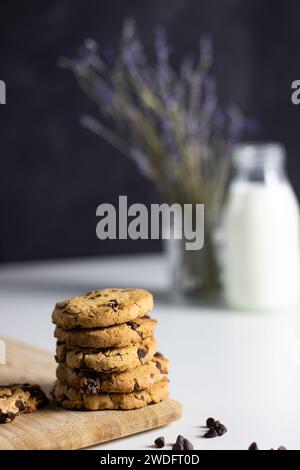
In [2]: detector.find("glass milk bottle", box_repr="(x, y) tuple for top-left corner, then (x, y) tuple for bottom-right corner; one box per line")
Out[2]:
(222, 143), (300, 310)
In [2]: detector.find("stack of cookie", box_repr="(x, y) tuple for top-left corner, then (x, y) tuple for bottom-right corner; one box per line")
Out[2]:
(52, 288), (169, 410)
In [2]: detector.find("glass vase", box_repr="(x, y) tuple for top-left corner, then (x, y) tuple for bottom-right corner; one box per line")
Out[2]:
(165, 224), (220, 296)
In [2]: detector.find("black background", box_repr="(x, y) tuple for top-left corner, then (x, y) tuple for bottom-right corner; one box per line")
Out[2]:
(1, 0), (300, 262)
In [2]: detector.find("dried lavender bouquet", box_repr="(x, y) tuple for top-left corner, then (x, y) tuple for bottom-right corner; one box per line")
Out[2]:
(62, 18), (245, 292)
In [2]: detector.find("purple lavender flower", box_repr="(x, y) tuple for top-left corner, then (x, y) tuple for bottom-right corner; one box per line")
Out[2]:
(63, 18), (250, 208)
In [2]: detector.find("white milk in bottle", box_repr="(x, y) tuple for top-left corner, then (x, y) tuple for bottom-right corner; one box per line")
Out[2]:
(222, 143), (300, 310)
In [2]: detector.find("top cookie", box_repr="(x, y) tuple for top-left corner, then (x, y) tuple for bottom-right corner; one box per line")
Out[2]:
(52, 288), (153, 329)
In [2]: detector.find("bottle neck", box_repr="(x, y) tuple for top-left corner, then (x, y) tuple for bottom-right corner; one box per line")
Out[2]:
(234, 162), (286, 184)
(233, 143), (287, 185)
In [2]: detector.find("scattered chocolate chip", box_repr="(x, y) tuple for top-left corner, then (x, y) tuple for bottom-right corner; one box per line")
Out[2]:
(203, 417), (227, 438)
(176, 435), (184, 445)
(206, 417), (215, 428)
(128, 321), (138, 331)
(214, 421), (227, 436)
(183, 438), (194, 450)
(154, 436), (165, 448)
(277, 446), (287, 450)
(172, 442), (183, 450)
(155, 362), (162, 371)
(15, 400), (25, 412)
(203, 427), (218, 438)
(248, 442), (259, 450)
(137, 348), (147, 360)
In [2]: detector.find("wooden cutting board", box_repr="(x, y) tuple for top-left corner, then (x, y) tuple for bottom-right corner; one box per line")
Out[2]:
(0, 337), (182, 450)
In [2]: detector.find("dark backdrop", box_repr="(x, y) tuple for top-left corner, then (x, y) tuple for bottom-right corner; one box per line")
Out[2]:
(1, 0), (300, 262)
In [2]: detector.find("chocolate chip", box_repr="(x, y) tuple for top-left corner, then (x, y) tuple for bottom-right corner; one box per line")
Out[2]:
(107, 299), (119, 311)
(203, 417), (227, 438)
(0, 412), (16, 424)
(172, 442), (183, 450)
(155, 362), (162, 371)
(277, 446), (287, 450)
(183, 438), (194, 450)
(176, 435), (184, 445)
(21, 384), (31, 392)
(133, 380), (140, 392)
(154, 352), (164, 359)
(248, 442), (259, 450)
(24, 385), (48, 406)
(214, 422), (227, 436)
(206, 417), (215, 428)
(128, 321), (138, 331)
(154, 436), (165, 448)
(15, 400), (25, 412)
(137, 348), (147, 360)
(81, 377), (100, 395)
(203, 427), (218, 438)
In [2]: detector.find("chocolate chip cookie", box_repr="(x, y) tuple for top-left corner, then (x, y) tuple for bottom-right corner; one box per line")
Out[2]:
(54, 315), (157, 349)
(53, 378), (169, 410)
(56, 355), (169, 394)
(52, 288), (153, 330)
(0, 384), (48, 424)
(55, 337), (157, 373)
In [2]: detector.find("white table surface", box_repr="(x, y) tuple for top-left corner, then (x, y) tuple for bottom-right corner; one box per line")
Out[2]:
(1, 253), (300, 450)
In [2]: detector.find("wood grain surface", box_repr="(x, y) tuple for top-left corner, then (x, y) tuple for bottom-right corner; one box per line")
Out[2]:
(0, 337), (182, 450)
